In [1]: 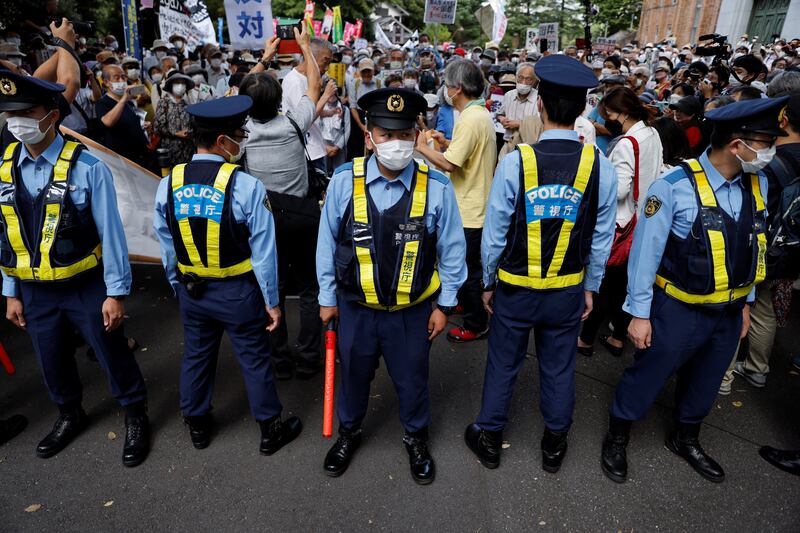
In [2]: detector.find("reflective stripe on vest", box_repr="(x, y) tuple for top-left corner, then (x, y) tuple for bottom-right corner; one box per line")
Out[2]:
(351, 157), (441, 311)
(655, 159), (767, 305)
(498, 143), (595, 290)
(171, 163), (253, 278)
(0, 141), (102, 281)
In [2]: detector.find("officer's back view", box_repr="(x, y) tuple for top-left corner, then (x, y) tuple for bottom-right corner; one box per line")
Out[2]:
(153, 95), (302, 453)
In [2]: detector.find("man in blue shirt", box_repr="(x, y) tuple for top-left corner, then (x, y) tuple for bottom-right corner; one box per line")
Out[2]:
(464, 56), (618, 474)
(0, 70), (149, 467)
(601, 96), (788, 484)
(153, 95), (302, 455)
(316, 88), (467, 485)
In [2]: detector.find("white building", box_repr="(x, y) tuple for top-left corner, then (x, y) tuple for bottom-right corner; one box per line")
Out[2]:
(716, 0), (800, 41)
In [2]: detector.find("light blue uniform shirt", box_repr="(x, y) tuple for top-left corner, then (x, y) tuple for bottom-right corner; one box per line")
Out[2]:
(624, 149), (768, 318)
(481, 129), (618, 293)
(316, 155), (467, 308)
(1, 134), (131, 298)
(153, 154), (280, 308)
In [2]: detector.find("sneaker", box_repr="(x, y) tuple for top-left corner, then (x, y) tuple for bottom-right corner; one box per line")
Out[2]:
(718, 380), (732, 396)
(733, 361), (767, 388)
(446, 326), (488, 343)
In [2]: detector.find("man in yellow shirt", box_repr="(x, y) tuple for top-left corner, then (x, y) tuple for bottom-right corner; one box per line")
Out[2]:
(416, 59), (497, 341)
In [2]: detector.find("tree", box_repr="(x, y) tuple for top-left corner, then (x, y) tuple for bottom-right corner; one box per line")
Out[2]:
(592, 0), (641, 37)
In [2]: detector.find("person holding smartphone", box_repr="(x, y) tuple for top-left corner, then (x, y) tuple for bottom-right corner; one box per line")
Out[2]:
(95, 64), (150, 168)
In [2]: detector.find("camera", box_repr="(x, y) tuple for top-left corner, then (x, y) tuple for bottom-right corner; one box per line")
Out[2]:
(47, 17), (95, 36)
(695, 33), (730, 65)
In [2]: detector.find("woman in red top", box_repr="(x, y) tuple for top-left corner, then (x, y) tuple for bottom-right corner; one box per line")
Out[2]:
(669, 95), (707, 157)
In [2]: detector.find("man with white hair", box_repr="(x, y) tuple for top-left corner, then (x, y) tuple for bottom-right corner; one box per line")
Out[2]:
(498, 62), (538, 143)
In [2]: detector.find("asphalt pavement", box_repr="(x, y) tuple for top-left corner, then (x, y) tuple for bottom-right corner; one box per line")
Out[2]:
(1, 264), (799, 532)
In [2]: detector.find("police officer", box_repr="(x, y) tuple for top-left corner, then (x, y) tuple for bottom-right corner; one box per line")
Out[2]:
(0, 414), (27, 445)
(0, 70), (150, 466)
(464, 55), (618, 473)
(601, 96), (788, 484)
(317, 88), (467, 484)
(153, 95), (302, 454)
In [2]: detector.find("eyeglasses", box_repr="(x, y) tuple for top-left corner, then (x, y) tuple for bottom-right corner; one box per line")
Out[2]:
(737, 137), (776, 147)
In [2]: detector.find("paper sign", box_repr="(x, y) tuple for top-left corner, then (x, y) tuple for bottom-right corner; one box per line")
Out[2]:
(223, 0), (273, 50)
(159, 0), (218, 48)
(525, 28), (538, 51)
(423, 0), (457, 25)
(538, 22), (558, 53)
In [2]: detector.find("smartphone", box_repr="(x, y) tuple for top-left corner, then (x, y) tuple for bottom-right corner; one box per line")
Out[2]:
(540, 38), (548, 54)
(278, 21), (303, 55)
(128, 84), (146, 97)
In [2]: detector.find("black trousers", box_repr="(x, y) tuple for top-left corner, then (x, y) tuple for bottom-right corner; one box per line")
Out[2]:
(459, 228), (488, 332)
(580, 263), (631, 344)
(270, 201), (322, 367)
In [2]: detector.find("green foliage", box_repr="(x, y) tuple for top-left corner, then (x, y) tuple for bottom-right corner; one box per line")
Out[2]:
(593, 0), (640, 36)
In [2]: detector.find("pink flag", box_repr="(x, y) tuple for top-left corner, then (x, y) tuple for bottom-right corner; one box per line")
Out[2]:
(312, 20), (322, 37)
(354, 19), (363, 38)
(343, 22), (356, 43)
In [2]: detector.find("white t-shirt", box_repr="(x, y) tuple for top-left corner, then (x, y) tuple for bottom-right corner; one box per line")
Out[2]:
(281, 68), (326, 161)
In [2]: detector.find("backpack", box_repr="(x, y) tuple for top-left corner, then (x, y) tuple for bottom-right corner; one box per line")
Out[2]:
(765, 152), (800, 279)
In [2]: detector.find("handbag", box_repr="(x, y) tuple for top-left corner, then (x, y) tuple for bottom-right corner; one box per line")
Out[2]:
(607, 135), (639, 267)
(286, 115), (330, 201)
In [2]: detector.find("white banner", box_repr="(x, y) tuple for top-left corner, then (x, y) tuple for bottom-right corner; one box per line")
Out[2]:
(60, 127), (162, 263)
(374, 22), (393, 47)
(491, 2), (507, 43)
(538, 22), (558, 53)
(525, 28), (538, 51)
(223, 0), (274, 50)
(159, 0), (217, 48)
(423, 0), (457, 25)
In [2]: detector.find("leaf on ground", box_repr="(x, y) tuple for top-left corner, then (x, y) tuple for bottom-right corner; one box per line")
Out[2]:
(107, 431), (117, 440)
(24, 504), (42, 513)
(732, 401), (743, 408)
(501, 441), (511, 449)
(104, 501), (114, 507)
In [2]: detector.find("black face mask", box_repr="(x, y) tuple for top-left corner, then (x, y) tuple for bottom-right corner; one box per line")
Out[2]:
(605, 119), (623, 137)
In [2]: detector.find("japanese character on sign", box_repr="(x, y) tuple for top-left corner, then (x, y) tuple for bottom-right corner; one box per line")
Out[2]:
(237, 10), (265, 38)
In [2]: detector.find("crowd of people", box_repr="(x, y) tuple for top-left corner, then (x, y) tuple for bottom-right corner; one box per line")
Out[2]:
(0, 15), (799, 486)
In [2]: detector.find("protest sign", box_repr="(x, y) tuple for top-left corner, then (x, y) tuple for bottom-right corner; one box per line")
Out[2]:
(423, 0), (457, 25)
(159, 0), (217, 48)
(538, 22), (558, 53)
(224, 0), (273, 50)
(121, 0), (141, 61)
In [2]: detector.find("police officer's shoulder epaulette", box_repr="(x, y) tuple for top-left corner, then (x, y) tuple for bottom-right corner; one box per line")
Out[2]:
(75, 147), (101, 167)
(661, 166), (690, 185)
(333, 162), (354, 175)
(427, 168), (450, 186)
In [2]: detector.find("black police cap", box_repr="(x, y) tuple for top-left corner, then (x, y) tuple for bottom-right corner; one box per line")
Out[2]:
(358, 88), (427, 130)
(0, 69), (65, 111)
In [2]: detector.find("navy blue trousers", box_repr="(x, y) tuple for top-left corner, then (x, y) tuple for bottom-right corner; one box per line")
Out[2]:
(336, 296), (432, 433)
(476, 282), (585, 433)
(177, 277), (282, 421)
(611, 288), (743, 424)
(19, 270), (146, 407)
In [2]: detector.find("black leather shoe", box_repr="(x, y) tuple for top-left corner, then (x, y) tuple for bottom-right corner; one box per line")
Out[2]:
(185, 414), (213, 449)
(541, 428), (568, 473)
(122, 415), (150, 467)
(665, 423), (725, 483)
(36, 409), (89, 458)
(272, 361), (294, 381)
(601, 416), (631, 483)
(294, 361), (322, 380)
(324, 428), (362, 477)
(404, 429), (435, 485)
(0, 414), (27, 446)
(259, 415), (302, 455)
(464, 423), (502, 469)
(599, 335), (624, 357)
(759, 446), (800, 476)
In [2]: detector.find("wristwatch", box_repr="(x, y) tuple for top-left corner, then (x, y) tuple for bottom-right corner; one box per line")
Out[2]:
(436, 304), (456, 316)
(108, 295), (126, 302)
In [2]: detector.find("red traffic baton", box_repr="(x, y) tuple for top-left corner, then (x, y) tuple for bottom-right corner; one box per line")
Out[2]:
(0, 341), (15, 375)
(322, 319), (336, 438)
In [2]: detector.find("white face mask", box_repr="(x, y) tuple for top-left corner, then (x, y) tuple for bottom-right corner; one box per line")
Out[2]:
(210, 58), (222, 68)
(369, 133), (415, 171)
(108, 41), (119, 51)
(175, 40), (185, 50)
(156, 51), (166, 60)
(126, 68), (140, 80)
(9, 57), (22, 67)
(471, 53), (481, 62)
(79, 37), (87, 45)
(342, 55), (353, 65)
(403, 79), (417, 89)
(110, 81), (127, 96)
(669, 94), (682, 104)
(151, 73), (163, 83)
(171, 83), (186, 97)
(443, 86), (455, 107)
(191, 74), (205, 86)
(426, 111), (436, 123)
(736, 140), (775, 172)
(516, 83), (532, 95)
(389, 61), (403, 70)
(223, 135), (247, 163)
(7, 111), (54, 145)
(480, 58), (492, 67)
